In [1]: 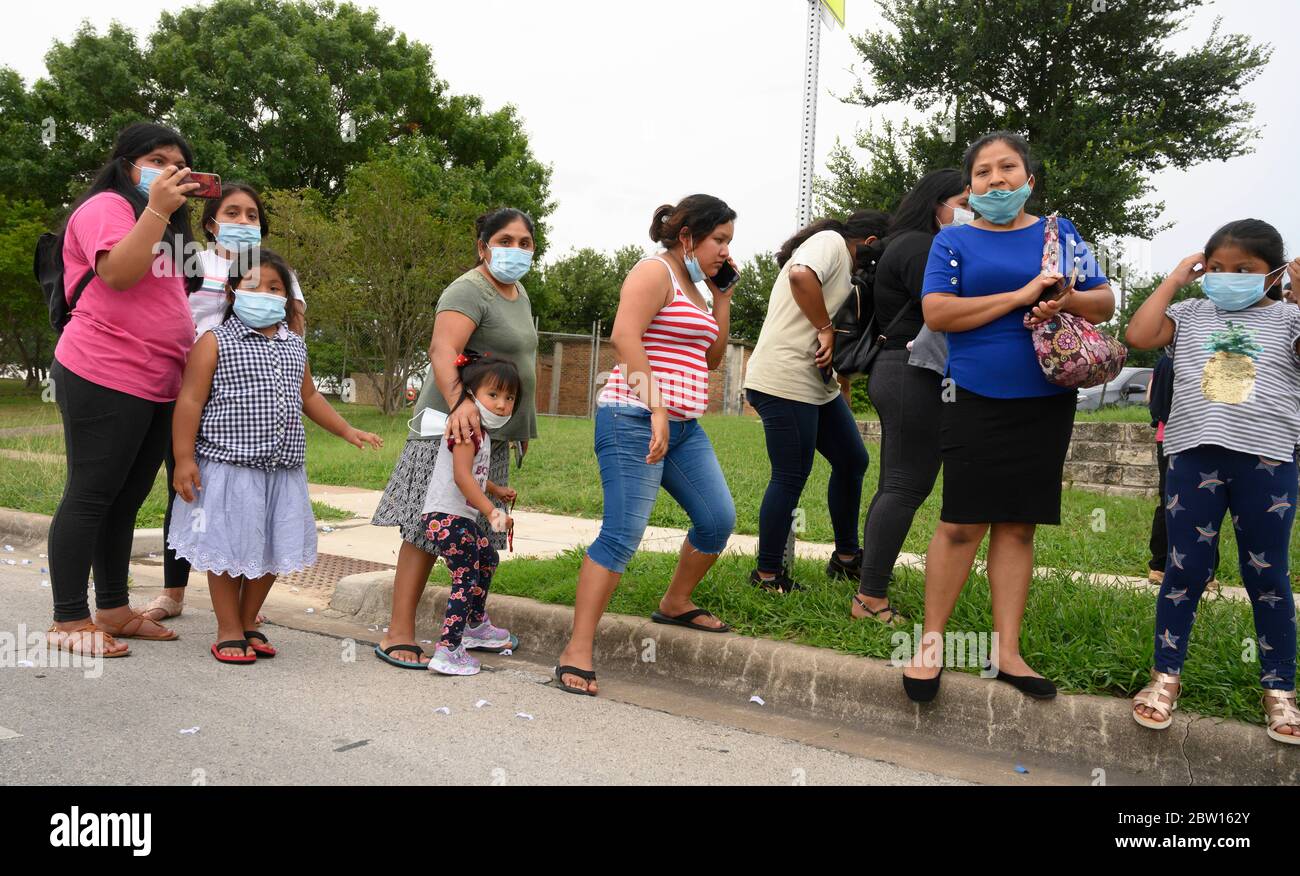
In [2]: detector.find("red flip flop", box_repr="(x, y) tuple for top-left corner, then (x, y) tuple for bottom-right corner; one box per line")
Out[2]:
(244, 630), (277, 658)
(211, 640), (256, 664)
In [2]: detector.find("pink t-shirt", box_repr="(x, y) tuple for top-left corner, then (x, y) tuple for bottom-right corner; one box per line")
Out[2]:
(55, 192), (195, 402)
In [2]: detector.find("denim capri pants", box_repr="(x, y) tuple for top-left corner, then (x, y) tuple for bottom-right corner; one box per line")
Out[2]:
(587, 404), (736, 574)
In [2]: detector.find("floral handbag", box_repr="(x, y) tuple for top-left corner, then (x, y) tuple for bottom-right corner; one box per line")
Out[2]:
(1025, 214), (1127, 389)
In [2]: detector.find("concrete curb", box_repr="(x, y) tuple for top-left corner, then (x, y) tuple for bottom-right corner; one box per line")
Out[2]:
(0, 509), (163, 558)
(334, 571), (1299, 786)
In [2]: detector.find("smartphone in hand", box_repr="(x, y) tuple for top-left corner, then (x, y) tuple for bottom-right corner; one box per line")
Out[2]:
(711, 261), (739, 292)
(186, 172), (223, 200)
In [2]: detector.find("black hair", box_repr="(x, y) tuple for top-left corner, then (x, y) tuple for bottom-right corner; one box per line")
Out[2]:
(201, 183), (271, 241)
(222, 247), (296, 324)
(60, 122), (202, 292)
(649, 195), (737, 250)
(475, 208), (535, 265)
(776, 210), (890, 269)
(459, 352), (522, 402)
(962, 130), (1035, 186)
(1205, 219), (1288, 300)
(888, 168), (966, 236)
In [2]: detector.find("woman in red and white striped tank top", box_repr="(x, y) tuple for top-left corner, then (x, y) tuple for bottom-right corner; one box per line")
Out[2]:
(553, 195), (741, 696)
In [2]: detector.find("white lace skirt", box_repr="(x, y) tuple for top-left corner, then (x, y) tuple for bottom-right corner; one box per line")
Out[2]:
(167, 459), (318, 579)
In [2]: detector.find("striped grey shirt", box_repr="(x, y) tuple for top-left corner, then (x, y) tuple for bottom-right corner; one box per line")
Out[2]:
(1163, 298), (1300, 461)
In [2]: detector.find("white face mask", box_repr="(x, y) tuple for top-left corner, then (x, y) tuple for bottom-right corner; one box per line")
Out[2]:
(407, 408), (449, 438)
(943, 203), (975, 228)
(475, 398), (513, 431)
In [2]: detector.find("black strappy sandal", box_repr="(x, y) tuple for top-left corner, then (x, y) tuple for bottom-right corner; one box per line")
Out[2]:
(852, 594), (903, 625)
(650, 608), (731, 633)
(553, 664), (597, 696)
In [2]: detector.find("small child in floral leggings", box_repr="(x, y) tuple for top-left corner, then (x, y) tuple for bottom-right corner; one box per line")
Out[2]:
(418, 353), (520, 676)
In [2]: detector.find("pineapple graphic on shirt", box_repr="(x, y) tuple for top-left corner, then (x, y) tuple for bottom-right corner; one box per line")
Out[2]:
(1201, 320), (1263, 404)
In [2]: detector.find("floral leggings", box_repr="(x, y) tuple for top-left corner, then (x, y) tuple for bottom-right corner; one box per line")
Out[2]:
(422, 513), (499, 649)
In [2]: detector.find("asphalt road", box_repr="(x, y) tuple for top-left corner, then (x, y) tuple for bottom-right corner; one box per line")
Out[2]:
(0, 549), (967, 786)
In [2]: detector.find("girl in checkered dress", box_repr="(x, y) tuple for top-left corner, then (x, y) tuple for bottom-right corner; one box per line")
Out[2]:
(169, 248), (384, 664)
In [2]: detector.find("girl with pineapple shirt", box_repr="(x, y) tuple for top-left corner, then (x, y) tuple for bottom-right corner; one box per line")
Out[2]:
(1126, 219), (1298, 745)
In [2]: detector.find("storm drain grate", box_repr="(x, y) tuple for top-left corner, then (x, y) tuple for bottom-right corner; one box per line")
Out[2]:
(278, 553), (394, 590)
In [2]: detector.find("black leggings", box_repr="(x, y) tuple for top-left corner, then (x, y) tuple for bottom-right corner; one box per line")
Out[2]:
(48, 359), (173, 622)
(746, 388), (869, 573)
(860, 350), (943, 597)
(161, 445), (192, 588)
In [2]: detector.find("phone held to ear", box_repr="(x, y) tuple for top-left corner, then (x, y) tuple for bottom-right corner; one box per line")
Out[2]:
(711, 261), (739, 292)
(186, 172), (223, 200)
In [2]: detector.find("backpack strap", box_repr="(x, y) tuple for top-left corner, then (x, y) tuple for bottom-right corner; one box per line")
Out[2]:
(68, 269), (94, 314)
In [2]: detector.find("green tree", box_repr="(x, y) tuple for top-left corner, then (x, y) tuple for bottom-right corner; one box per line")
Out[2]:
(535, 244), (644, 334)
(824, 0), (1269, 240)
(0, 197), (57, 386)
(728, 252), (781, 344)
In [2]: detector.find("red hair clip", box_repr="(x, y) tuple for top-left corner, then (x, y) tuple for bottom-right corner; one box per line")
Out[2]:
(454, 354), (471, 367)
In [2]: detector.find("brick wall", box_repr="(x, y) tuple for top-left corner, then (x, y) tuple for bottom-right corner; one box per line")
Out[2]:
(535, 339), (754, 417)
(857, 419), (1159, 498)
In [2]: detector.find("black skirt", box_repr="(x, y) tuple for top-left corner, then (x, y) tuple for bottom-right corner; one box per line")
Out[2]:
(939, 386), (1077, 525)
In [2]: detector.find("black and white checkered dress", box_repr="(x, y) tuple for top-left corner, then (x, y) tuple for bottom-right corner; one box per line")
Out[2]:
(168, 316), (318, 579)
(195, 317), (308, 469)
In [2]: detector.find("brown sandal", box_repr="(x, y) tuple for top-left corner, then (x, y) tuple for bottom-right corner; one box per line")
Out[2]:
(47, 623), (131, 658)
(96, 612), (179, 641)
(851, 594), (904, 626)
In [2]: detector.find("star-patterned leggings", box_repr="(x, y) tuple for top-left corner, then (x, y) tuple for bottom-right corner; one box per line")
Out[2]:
(1156, 445), (1297, 689)
(422, 513), (499, 650)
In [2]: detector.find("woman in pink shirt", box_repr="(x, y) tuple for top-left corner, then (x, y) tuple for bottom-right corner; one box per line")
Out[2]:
(46, 123), (204, 658)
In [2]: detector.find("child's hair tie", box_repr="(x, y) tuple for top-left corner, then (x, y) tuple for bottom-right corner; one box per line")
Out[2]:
(454, 353), (471, 367)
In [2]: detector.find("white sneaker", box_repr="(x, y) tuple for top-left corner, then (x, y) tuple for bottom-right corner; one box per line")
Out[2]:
(427, 644), (480, 676)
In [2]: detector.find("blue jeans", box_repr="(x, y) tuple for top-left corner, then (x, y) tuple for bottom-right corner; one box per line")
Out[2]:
(746, 388), (869, 573)
(587, 405), (735, 574)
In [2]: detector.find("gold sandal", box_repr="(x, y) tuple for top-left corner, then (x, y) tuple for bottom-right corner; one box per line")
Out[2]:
(46, 623), (131, 658)
(142, 594), (183, 621)
(1132, 669), (1181, 730)
(1263, 689), (1300, 746)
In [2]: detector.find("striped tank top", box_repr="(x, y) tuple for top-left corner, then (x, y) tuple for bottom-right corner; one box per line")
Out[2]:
(598, 256), (719, 421)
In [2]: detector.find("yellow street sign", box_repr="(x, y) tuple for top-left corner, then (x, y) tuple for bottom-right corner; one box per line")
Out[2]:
(820, 0), (845, 28)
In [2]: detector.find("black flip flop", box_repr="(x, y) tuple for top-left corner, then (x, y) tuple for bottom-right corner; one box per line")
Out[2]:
(650, 608), (731, 633)
(553, 664), (596, 696)
(374, 643), (428, 670)
(211, 640), (256, 665)
(244, 630), (276, 658)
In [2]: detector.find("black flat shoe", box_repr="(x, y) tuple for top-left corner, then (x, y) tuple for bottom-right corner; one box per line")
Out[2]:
(749, 568), (804, 595)
(995, 670), (1057, 700)
(825, 549), (863, 582)
(903, 668), (943, 703)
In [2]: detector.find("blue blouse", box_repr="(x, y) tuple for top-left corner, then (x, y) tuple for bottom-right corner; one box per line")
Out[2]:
(922, 216), (1109, 399)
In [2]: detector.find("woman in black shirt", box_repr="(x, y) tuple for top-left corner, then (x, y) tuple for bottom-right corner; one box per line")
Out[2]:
(854, 169), (970, 624)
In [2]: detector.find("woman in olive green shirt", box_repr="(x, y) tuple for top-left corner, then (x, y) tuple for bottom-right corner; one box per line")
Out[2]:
(372, 208), (540, 668)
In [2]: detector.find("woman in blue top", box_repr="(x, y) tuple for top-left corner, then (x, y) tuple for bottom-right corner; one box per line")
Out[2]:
(901, 132), (1116, 704)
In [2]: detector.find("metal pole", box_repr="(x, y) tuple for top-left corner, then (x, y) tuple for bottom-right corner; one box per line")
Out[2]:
(796, 0), (822, 229)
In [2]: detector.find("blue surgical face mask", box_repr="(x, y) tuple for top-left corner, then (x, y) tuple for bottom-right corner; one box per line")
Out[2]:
(968, 180), (1033, 225)
(216, 222), (262, 251)
(133, 163), (162, 198)
(487, 246), (533, 284)
(233, 290), (287, 328)
(684, 238), (706, 283)
(1202, 265), (1288, 311)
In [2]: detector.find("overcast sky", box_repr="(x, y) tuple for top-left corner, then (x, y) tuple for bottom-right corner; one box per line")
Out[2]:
(9, 0), (1297, 279)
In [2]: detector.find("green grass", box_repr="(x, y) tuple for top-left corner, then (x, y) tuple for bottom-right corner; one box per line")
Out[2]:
(0, 380), (1290, 587)
(489, 549), (1275, 726)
